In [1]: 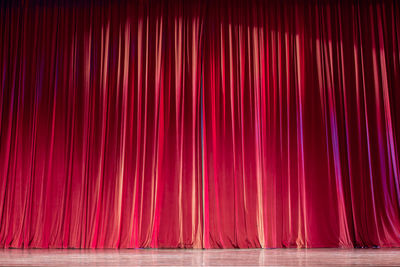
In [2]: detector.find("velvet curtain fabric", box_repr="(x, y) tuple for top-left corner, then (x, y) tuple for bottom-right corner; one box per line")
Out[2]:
(1, 0), (400, 248)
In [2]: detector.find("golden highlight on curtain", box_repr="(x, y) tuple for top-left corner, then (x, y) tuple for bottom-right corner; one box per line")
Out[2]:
(1, 0), (400, 248)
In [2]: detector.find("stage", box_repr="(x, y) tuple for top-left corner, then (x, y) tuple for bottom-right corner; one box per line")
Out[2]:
(1, 1), (400, 266)
(0, 249), (399, 266)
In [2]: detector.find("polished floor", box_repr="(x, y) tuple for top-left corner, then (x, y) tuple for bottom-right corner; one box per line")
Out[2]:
(1, 248), (400, 266)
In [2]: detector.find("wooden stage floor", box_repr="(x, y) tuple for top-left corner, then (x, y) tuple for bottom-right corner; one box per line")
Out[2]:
(0, 248), (400, 266)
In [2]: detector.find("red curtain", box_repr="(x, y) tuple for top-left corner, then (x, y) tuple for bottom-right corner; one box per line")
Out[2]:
(1, 0), (400, 248)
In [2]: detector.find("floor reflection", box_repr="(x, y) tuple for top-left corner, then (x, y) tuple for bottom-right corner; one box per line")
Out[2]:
(0, 248), (399, 266)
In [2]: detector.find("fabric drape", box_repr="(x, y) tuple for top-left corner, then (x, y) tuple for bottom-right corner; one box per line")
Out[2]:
(1, 0), (400, 248)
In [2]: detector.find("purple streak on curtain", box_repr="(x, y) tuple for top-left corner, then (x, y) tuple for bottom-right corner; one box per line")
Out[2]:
(1, 0), (400, 248)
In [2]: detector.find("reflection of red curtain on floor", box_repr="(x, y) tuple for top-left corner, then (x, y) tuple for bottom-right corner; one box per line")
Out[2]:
(1, 0), (400, 248)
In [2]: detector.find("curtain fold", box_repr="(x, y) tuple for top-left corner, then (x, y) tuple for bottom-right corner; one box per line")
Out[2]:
(1, 0), (400, 248)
